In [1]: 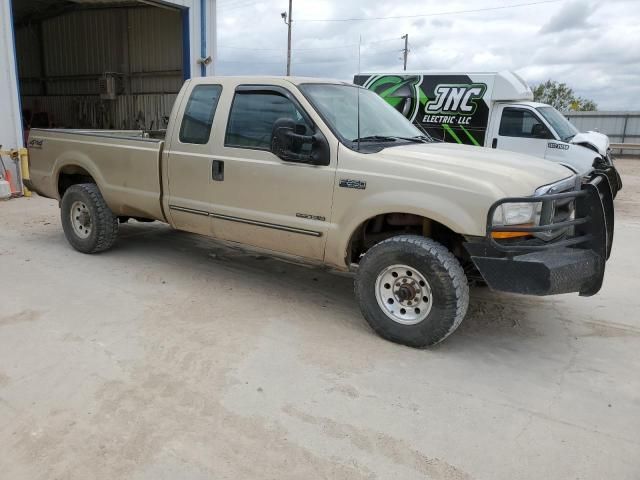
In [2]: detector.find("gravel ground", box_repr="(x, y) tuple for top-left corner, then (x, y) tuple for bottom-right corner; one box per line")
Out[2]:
(1, 159), (639, 480)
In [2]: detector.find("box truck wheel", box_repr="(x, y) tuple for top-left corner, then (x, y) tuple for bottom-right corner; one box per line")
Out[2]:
(355, 235), (469, 347)
(60, 183), (118, 253)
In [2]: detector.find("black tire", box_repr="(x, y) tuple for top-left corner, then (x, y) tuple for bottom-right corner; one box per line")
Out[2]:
(60, 183), (118, 253)
(355, 235), (469, 348)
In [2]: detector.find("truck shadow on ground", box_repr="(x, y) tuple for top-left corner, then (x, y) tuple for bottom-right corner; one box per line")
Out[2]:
(96, 222), (550, 347)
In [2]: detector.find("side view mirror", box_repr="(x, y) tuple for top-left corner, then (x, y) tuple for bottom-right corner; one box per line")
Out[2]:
(531, 123), (551, 139)
(271, 118), (330, 166)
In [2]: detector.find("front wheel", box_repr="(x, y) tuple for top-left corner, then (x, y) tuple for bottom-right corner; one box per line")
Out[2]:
(60, 183), (118, 253)
(355, 235), (469, 348)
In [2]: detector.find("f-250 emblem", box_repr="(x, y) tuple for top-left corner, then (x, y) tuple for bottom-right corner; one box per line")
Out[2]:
(425, 84), (487, 115)
(339, 179), (367, 190)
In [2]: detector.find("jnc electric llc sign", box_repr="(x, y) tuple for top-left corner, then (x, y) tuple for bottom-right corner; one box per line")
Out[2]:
(355, 74), (490, 146)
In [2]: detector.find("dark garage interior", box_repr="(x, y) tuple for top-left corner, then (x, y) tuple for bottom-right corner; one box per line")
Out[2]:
(12, 0), (187, 139)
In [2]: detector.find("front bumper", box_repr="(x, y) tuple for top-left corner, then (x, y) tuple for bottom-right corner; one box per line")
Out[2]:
(465, 168), (615, 297)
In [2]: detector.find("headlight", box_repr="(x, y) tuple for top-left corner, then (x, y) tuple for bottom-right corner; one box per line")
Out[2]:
(534, 175), (580, 196)
(492, 202), (541, 226)
(491, 175), (578, 241)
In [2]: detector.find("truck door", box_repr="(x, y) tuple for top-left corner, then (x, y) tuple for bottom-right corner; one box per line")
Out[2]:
(208, 86), (335, 260)
(489, 105), (554, 159)
(165, 83), (224, 236)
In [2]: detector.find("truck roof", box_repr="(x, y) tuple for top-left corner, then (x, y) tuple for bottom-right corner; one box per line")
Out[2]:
(191, 75), (351, 86)
(510, 101), (550, 109)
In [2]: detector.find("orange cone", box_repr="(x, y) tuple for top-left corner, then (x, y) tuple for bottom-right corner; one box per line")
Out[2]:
(5, 169), (18, 195)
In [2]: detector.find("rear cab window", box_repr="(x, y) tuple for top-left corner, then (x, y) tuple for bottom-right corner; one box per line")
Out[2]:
(179, 85), (223, 144)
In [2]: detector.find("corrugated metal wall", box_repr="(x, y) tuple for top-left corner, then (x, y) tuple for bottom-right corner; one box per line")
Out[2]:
(15, 5), (183, 130)
(564, 111), (640, 156)
(128, 7), (183, 94)
(21, 94), (178, 130)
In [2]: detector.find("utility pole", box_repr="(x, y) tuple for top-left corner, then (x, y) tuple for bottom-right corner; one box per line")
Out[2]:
(281, 0), (293, 76)
(401, 34), (409, 71)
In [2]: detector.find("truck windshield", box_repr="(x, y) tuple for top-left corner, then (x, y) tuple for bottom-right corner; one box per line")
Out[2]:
(299, 84), (425, 145)
(537, 106), (579, 142)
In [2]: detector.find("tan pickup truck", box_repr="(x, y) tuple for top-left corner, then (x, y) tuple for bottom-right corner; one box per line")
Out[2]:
(26, 76), (616, 347)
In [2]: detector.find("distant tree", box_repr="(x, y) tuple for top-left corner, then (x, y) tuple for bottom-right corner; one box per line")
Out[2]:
(571, 97), (598, 111)
(532, 80), (597, 111)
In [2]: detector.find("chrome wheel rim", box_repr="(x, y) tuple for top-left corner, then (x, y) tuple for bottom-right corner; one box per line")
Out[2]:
(375, 264), (433, 325)
(70, 201), (92, 239)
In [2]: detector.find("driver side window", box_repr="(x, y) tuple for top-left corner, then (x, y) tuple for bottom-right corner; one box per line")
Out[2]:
(225, 91), (312, 150)
(499, 108), (552, 139)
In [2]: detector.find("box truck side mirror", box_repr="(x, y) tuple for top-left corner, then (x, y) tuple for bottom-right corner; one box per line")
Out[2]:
(531, 123), (553, 139)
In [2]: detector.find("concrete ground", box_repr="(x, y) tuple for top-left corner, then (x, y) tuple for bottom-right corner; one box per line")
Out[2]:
(1, 160), (639, 480)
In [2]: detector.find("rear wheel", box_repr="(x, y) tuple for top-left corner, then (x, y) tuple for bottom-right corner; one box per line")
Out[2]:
(355, 235), (469, 347)
(60, 183), (118, 253)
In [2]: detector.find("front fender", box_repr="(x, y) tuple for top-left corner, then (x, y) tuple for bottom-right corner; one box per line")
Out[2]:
(324, 190), (486, 269)
(545, 143), (595, 177)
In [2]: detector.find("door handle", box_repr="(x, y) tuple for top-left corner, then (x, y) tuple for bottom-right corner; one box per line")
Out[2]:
(491, 138), (498, 149)
(212, 160), (224, 181)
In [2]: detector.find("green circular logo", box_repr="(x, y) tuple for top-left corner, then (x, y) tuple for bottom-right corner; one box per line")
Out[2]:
(363, 75), (423, 122)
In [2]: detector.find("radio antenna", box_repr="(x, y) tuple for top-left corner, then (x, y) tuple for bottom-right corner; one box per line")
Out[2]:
(357, 35), (362, 151)
(358, 35), (362, 74)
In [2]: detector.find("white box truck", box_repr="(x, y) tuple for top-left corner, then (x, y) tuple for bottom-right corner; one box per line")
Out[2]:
(354, 71), (621, 192)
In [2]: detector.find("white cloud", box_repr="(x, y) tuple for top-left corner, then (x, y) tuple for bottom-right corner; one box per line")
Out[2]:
(540, 0), (597, 33)
(215, 0), (640, 109)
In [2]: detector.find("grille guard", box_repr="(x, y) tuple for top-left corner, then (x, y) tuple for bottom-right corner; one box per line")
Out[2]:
(480, 168), (616, 296)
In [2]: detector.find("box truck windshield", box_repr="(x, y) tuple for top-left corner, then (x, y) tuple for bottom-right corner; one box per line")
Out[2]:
(537, 106), (579, 142)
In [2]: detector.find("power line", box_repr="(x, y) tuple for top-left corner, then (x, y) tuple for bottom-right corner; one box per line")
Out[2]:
(217, 0), (275, 12)
(217, 0), (269, 11)
(217, 59), (283, 65)
(217, 58), (356, 65)
(217, 37), (400, 52)
(295, 0), (561, 22)
(218, 50), (400, 65)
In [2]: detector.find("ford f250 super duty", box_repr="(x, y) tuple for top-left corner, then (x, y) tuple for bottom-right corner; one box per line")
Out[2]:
(25, 76), (616, 347)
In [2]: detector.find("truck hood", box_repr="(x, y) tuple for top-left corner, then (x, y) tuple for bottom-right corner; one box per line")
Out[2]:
(372, 142), (573, 197)
(570, 131), (609, 156)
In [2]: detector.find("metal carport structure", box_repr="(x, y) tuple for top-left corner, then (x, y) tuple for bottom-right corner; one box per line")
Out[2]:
(0, 0), (216, 194)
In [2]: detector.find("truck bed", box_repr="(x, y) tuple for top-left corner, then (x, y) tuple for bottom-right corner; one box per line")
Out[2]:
(27, 128), (166, 221)
(50, 129), (168, 141)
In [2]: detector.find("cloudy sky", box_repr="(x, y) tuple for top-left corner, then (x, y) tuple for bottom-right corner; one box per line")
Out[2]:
(215, 0), (640, 110)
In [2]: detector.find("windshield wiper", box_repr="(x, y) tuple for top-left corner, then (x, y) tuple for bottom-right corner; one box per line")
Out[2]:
(563, 134), (576, 142)
(351, 135), (399, 143)
(351, 135), (430, 143)
(395, 135), (431, 143)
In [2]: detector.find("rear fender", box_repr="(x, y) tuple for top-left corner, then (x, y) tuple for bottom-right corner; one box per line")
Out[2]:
(54, 151), (105, 200)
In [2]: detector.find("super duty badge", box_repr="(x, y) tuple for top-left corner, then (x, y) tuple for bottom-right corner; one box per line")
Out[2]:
(548, 142), (570, 150)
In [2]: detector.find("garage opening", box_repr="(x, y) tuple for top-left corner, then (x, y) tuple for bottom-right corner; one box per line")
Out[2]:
(12, 0), (188, 142)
